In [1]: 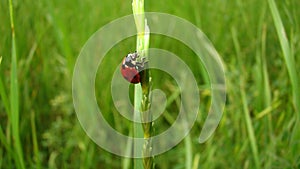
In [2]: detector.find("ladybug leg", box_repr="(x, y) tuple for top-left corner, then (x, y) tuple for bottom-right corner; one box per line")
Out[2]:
(136, 58), (148, 71)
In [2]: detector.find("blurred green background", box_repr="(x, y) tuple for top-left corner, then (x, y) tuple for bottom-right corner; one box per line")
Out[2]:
(0, 0), (300, 168)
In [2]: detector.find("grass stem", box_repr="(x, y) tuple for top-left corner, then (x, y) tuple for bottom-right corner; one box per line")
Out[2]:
(132, 0), (153, 168)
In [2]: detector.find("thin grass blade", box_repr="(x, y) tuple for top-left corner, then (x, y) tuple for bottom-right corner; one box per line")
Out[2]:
(8, 0), (25, 168)
(268, 0), (300, 157)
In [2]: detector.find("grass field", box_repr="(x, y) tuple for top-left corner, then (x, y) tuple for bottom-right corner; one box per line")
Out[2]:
(0, 0), (300, 168)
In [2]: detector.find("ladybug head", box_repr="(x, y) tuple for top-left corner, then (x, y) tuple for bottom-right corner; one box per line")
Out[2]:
(128, 52), (138, 60)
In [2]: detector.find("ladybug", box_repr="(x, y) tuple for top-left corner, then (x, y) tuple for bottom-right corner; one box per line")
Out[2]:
(120, 52), (146, 84)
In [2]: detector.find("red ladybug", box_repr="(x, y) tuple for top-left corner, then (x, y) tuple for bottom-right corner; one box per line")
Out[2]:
(120, 52), (146, 84)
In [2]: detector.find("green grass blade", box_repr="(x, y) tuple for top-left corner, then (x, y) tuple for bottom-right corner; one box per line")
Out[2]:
(0, 69), (14, 166)
(184, 134), (192, 169)
(0, 126), (10, 156)
(192, 153), (200, 169)
(133, 84), (144, 169)
(267, 0), (300, 110)
(261, 23), (275, 169)
(268, 0), (300, 156)
(122, 129), (133, 169)
(0, 125), (17, 168)
(241, 89), (260, 169)
(8, 0), (25, 168)
(0, 74), (10, 119)
(232, 26), (260, 169)
(46, 1), (73, 74)
(132, 0), (152, 169)
(31, 111), (41, 169)
(261, 24), (271, 108)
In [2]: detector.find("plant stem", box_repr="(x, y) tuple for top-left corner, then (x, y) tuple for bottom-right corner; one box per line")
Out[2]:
(132, 0), (153, 168)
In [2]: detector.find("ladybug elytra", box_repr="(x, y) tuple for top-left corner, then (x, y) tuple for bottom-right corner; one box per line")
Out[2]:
(120, 52), (146, 84)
